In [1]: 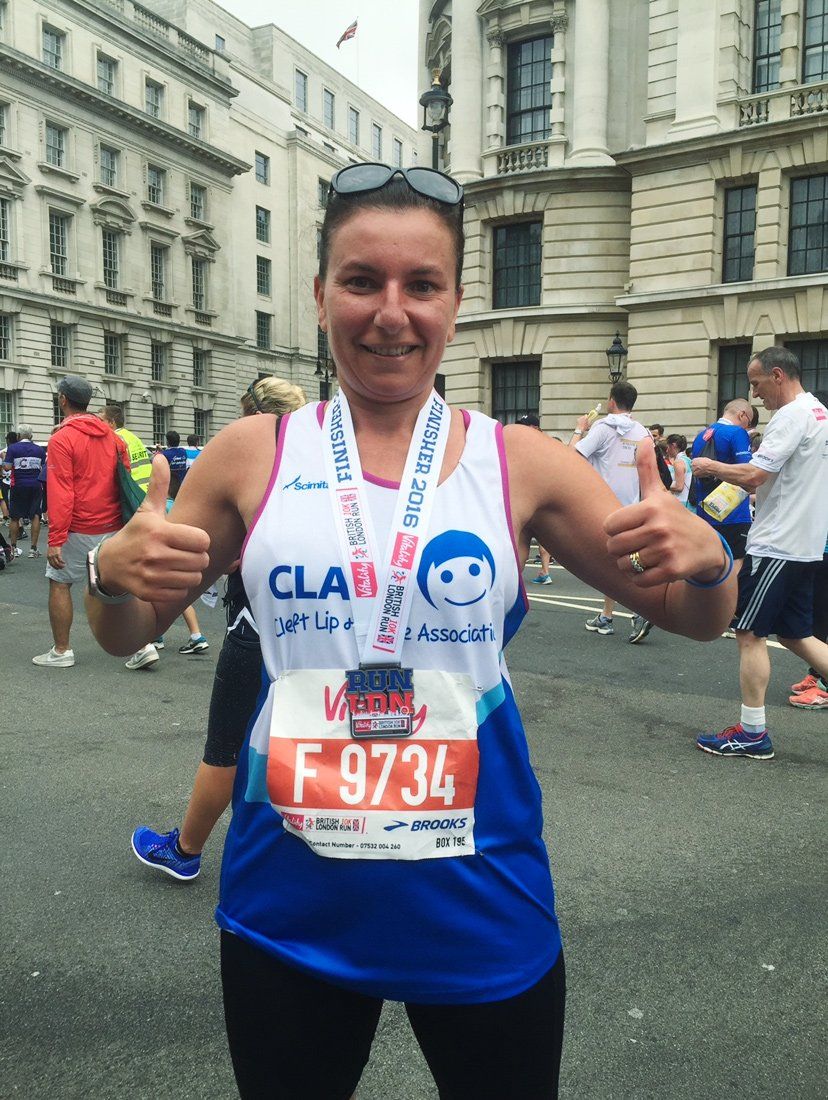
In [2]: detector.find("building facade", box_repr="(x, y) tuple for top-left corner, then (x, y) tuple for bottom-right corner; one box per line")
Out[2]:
(0, 0), (417, 443)
(422, 0), (828, 435)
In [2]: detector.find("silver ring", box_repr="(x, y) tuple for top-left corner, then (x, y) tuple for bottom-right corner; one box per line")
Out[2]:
(629, 551), (646, 574)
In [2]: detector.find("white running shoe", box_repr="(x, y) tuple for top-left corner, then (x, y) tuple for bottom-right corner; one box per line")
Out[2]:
(32, 647), (75, 667)
(125, 644), (160, 670)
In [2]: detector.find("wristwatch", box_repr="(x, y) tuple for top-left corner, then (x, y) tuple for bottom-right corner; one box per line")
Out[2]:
(86, 535), (133, 604)
(573, 429), (584, 436)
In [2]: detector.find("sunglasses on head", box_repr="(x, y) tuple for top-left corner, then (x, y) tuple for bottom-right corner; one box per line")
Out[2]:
(329, 163), (464, 208)
(246, 380), (265, 414)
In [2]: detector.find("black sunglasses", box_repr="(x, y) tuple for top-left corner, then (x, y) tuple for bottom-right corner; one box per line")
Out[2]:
(329, 163), (463, 208)
(246, 380), (265, 414)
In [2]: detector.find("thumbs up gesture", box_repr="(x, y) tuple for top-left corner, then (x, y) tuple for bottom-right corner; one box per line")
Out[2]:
(603, 437), (726, 588)
(97, 455), (211, 604)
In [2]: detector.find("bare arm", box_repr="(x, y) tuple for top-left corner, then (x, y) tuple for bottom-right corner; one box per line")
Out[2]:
(691, 457), (769, 491)
(669, 457), (685, 494)
(506, 429), (736, 641)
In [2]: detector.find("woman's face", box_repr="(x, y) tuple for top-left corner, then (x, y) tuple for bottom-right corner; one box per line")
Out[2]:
(314, 208), (463, 405)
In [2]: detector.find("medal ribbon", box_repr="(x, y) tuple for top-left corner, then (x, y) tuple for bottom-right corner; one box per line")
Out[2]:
(321, 389), (451, 665)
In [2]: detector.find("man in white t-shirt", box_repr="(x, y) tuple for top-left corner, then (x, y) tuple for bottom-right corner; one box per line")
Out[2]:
(569, 381), (651, 636)
(692, 346), (828, 758)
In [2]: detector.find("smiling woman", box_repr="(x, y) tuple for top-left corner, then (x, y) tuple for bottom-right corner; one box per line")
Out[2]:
(86, 163), (736, 1100)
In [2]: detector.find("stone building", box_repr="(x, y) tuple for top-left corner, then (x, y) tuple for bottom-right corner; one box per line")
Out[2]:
(0, 0), (417, 443)
(422, 0), (828, 435)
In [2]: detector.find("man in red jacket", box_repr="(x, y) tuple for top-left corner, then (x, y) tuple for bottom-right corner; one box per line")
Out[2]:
(33, 376), (131, 667)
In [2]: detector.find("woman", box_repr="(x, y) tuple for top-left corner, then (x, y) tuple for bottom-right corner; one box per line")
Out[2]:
(86, 164), (735, 1099)
(131, 377), (307, 880)
(665, 433), (693, 510)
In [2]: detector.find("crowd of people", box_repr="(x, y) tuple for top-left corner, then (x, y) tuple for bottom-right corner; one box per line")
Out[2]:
(2, 160), (825, 1098)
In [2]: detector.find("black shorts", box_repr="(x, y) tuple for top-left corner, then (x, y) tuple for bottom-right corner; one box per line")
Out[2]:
(221, 931), (566, 1100)
(9, 485), (42, 520)
(715, 522), (751, 560)
(203, 638), (264, 767)
(734, 555), (818, 639)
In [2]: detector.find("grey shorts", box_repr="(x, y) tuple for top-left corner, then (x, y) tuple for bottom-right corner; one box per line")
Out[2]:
(45, 531), (112, 585)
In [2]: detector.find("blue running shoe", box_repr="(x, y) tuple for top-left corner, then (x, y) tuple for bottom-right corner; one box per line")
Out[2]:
(130, 827), (201, 881)
(696, 724), (774, 760)
(531, 574), (552, 585)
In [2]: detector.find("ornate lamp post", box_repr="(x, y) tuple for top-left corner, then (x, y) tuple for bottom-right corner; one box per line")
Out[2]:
(419, 69), (453, 170)
(605, 332), (628, 383)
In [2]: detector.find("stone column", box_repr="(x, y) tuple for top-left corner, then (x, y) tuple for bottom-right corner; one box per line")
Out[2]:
(567, 0), (613, 165)
(448, 0), (484, 181)
(778, 0), (801, 88)
(484, 27), (504, 151)
(550, 13), (568, 138)
(669, 0), (721, 137)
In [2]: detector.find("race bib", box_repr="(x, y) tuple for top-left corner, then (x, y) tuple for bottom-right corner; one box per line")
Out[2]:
(267, 668), (479, 860)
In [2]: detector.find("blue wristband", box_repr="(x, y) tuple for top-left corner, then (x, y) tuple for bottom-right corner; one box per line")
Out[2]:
(685, 531), (734, 589)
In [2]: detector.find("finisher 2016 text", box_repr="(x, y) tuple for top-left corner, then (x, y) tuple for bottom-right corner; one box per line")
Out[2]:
(403, 397), (444, 530)
(329, 401), (351, 483)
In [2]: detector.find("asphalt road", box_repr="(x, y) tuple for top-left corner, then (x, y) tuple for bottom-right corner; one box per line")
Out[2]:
(1, 551), (824, 1099)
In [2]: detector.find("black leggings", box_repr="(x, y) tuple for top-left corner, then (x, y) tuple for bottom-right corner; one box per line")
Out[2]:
(221, 931), (565, 1100)
(809, 554), (828, 674)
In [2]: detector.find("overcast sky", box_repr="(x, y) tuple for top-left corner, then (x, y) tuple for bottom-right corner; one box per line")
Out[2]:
(218, 0), (420, 126)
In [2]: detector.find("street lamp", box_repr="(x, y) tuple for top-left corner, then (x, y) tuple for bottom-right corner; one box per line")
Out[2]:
(419, 68), (452, 170)
(605, 332), (628, 383)
(315, 329), (335, 400)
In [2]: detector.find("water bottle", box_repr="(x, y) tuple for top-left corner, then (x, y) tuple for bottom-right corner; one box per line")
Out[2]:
(585, 403), (602, 426)
(701, 482), (749, 522)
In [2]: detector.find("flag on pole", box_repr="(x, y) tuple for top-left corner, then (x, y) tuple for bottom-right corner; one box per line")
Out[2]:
(336, 19), (358, 48)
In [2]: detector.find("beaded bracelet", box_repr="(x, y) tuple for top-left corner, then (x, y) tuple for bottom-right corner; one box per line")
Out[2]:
(685, 531), (735, 589)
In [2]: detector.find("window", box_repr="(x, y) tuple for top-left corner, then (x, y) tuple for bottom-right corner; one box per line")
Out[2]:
(192, 348), (207, 388)
(0, 197), (10, 261)
(0, 2), (7, 38)
(191, 257), (207, 309)
(215, 34), (225, 52)
(0, 102), (7, 147)
(295, 70), (308, 112)
(317, 328), (332, 399)
(492, 362), (540, 424)
(51, 393), (62, 426)
(97, 53), (117, 95)
(50, 322), (70, 369)
(348, 107), (359, 145)
(49, 211), (69, 275)
(393, 138), (403, 168)
(789, 174), (828, 275)
(145, 78), (163, 119)
(152, 405), (168, 442)
(318, 178), (329, 209)
(256, 256), (271, 295)
(323, 89), (335, 129)
(150, 341), (167, 382)
(493, 222), (542, 309)
(255, 151), (269, 185)
(102, 228), (120, 288)
(43, 27), (64, 71)
(722, 185), (756, 283)
(147, 164), (165, 205)
(188, 101), (204, 139)
(190, 182), (206, 221)
(103, 333), (122, 375)
(316, 226), (322, 263)
(45, 123), (66, 168)
(255, 206), (270, 243)
(0, 391), (13, 438)
(194, 408), (210, 443)
(717, 345), (752, 414)
(150, 242), (167, 300)
(100, 145), (119, 188)
(0, 313), (10, 359)
(753, 1), (782, 92)
(506, 37), (552, 144)
(803, 0), (828, 84)
(372, 123), (382, 160)
(787, 339), (828, 392)
(255, 311), (271, 349)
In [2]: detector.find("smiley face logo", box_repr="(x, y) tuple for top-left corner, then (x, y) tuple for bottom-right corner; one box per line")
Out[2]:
(417, 531), (496, 609)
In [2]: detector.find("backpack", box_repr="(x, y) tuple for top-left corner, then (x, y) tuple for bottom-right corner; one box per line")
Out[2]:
(693, 426), (720, 506)
(655, 447), (672, 490)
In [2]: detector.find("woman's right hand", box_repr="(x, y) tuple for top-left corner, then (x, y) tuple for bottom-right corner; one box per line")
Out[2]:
(99, 455), (211, 603)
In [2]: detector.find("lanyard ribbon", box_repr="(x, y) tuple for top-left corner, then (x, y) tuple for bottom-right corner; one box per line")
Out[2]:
(321, 389), (451, 666)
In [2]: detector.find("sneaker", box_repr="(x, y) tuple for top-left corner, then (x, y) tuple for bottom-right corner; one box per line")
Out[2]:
(791, 673), (818, 694)
(125, 644), (159, 670)
(130, 826), (201, 882)
(17, 528), (27, 540)
(531, 574), (552, 585)
(28, 548), (41, 558)
(13, 547), (22, 557)
(722, 629), (737, 639)
(179, 635), (209, 654)
(153, 637), (165, 650)
(696, 724), (774, 760)
(32, 646), (75, 668)
(531, 555), (542, 565)
(585, 614), (614, 636)
(628, 615), (653, 644)
(788, 684), (828, 709)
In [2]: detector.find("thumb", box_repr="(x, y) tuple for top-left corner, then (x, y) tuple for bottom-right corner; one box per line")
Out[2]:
(635, 436), (665, 499)
(141, 454), (171, 514)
